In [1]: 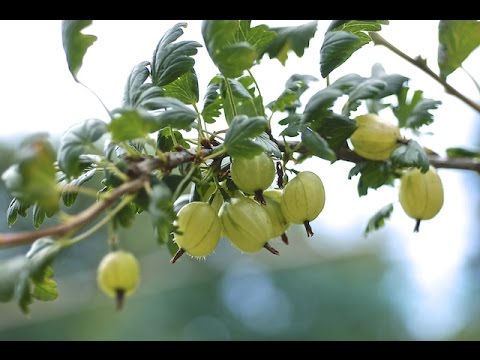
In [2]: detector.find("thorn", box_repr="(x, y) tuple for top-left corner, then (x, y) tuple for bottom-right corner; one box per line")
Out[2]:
(276, 162), (284, 189)
(264, 242), (279, 255)
(115, 289), (125, 311)
(170, 248), (186, 264)
(281, 233), (289, 245)
(303, 221), (314, 237)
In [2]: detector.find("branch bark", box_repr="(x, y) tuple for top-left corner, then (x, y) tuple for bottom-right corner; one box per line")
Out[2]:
(1, 141), (478, 248)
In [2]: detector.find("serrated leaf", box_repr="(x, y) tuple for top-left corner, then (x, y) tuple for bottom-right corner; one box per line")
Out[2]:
(364, 203), (394, 236)
(269, 74), (318, 113)
(279, 113), (302, 137)
(446, 147), (480, 159)
(223, 115), (267, 158)
(236, 20), (276, 55)
(202, 76), (223, 124)
(108, 109), (157, 142)
(348, 161), (395, 196)
(61, 168), (97, 207)
(141, 97), (197, 130)
(151, 23), (201, 87)
(371, 63), (409, 98)
(303, 88), (344, 124)
(391, 140), (429, 172)
(163, 69), (199, 105)
(261, 21), (318, 65)
(301, 127), (336, 162)
(321, 20), (388, 78)
(310, 114), (357, 151)
(61, 20), (97, 82)
(0, 238), (62, 314)
(58, 119), (107, 177)
(149, 183), (175, 244)
(32, 203), (46, 229)
(113, 201), (137, 229)
(123, 61), (151, 107)
(156, 127), (190, 152)
(393, 87), (441, 130)
(6, 198), (30, 227)
(254, 132), (282, 159)
(343, 78), (386, 115)
(438, 20), (480, 80)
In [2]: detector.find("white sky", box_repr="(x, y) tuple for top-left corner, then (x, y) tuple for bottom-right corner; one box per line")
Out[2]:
(0, 20), (479, 339)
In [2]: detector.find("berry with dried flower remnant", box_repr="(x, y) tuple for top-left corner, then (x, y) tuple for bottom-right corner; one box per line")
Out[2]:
(263, 189), (290, 244)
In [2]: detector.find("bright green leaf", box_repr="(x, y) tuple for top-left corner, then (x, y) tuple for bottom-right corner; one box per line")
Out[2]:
(108, 109), (158, 142)
(61, 20), (97, 82)
(438, 20), (480, 80)
(393, 87), (441, 130)
(446, 147), (480, 158)
(301, 127), (336, 162)
(151, 23), (201, 87)
(224, 115), (267, 158)
(261, 21), (318, 65)
(58, 119), (107, 177)
(163, 69), (199, 105)
(364, 203), (394, 236)
(391, 140), (430, 173)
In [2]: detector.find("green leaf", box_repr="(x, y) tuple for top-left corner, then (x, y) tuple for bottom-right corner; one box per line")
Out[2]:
(151, 23), (201, 87)
(261, 21), (318, 65)
(163, 69), (199, 105)
(343, 78), (386, 115)
(156, 127), (190, 152)
(438, 20), (480, 80)
(348, 161), (395, 196)
(141, 97), (197, 130)
(61, 20), (97, 82)
(393, 87), (441, 130)
(320, 20), (388, 78)
(122, 61), (151, 107)
(108, 109), (158, 142)
(2, 136), (59, 214)
(268, 74), (318, 113)
(6, 198), (30, 227)
(32, 203), (46, 229)
(149, 183), (176, 244)
(303, 88), (344, 124)
(301, 127), (336, 162)
(61, 168), (97, 208)
(0, 238), (62, 314)
(202, 21), (257, 78)
(391, 140), (430, 173)
(202, 76), (223, 124)
(446, 147), (480, 159)
(58, 119), (107, 177)
(320, 31), (363, 78)
(113, 201), (138, 229)
(371, 63), (409, 98)
(223, 115), (267, 158)
(254, 133), (282, 159)
(364, 203), (394, 236)
(310, 114), (357, 151)
(279, 113), (302, 137)
(236, 20), (276, 54)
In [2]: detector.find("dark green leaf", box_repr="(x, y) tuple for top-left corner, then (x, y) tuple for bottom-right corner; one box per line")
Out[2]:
(223, 115), (267, 158)
(61, 20), (97, 82)
(58, 119), (107, 177)
(393, 87), (441, 130)
(261, 21), (318, 65)
(202, 76), (223, 124)
(163, 69), (199, 105)
(156, 127), (190, 152)
(343, 78), (386, 115)
(61, 168), (97, 208)
(320, 31), (362, 78)
(122, 61), (151, 107)
(113, 201), (137, 229)
(330, 73), (366, 92)
(301, 127), (336, 162)
(364, 203), (394, 236)
(310, 114), (357, 151)
(279, 113), (302, 137)
(269, 74), (318, 113)
(149, 183), (175, 244)
(151, 23), (201, 87)
(6, 198), (30, 227)
(134, 85), (164, 109)
(141, 97), (197, 130)
(32, 203), (45, 229)
(303, 88), (344, 124)
(371, 63), (409, 98)
(348, 161), (395, 196)
(254, 133), (282, 159)
(438, 20), (480, 80)
(446, 147), (480, 159)
(391, 140), (429, 173)
(320, 20), (388, 78)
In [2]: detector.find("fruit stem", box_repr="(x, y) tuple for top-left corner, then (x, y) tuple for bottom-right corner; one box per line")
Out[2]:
(414, 219), (421, 233)
(281, 233), (289, 245)
(254, 190), (266, 205)
(264, 242), (280, 255)
(303, 221), (314, 237)
(170, 248), (186, 264)
(115, 289), (125, 311)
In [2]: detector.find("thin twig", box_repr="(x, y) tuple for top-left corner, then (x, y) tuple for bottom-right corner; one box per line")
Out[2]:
(369, 32), (480, 113)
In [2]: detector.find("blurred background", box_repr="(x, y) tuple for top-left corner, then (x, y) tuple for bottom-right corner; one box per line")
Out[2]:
(0, 20), (479, 340)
